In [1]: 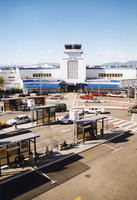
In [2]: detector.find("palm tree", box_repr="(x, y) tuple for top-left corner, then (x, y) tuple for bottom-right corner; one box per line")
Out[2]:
(59, 80), (68, 92)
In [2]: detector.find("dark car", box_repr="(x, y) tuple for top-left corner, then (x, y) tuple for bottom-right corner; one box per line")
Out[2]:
(52, 103), (67, 112)
(128, 105), (137, 113)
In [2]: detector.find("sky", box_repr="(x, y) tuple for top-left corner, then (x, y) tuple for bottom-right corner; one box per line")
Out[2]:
(0, 0), (137, 65)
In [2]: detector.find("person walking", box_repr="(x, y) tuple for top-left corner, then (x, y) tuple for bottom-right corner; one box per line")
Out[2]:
(45, 146), (49, 156)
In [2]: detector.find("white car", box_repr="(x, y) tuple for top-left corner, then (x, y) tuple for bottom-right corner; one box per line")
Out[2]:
(85, 98), (100, 103)
(6, 115), (31, 126)
(84, 106), (105, 114)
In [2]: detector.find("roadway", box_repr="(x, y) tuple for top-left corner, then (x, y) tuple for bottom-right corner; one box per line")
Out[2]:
(0, 132), (137, 200)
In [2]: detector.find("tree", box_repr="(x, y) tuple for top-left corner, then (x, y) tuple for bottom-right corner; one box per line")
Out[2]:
(59, 80), (68, 92)
(0, 77), (4, 89)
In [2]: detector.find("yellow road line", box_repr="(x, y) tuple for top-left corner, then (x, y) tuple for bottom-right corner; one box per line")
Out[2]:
(74, 196), (82, 200)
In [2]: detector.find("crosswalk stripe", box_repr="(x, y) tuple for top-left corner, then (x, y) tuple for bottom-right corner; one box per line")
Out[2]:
(108, 119), (120, 123)
(131, 127), (137, 132)
(118, 122), (131, 127)
(113, 120), (125, 125)
(123, 124), (136, 129)
(106, 116), (137, 132)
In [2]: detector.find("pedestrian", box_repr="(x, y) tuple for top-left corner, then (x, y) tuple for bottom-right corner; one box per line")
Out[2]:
(50, 148), (53, 156)
(15, 122), (17, 129)
(18, 154), (24, 168)
(14, 156), (19, 167)
(63, 140), (67, 147)
(45, 146), (49, 156)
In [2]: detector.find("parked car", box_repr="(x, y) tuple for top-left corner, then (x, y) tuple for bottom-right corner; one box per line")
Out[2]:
(91, 93), (105, 96)
(80, 95), (94, 99)
(58, 109), (84, 124)
(50, 94), (64, 100)
(85, 98), (101, 103)
(84, 106), (105, 114)
(0, 121), (6, 129)
(6, 115), (31, 126)
(128, 105), (137, 113)
(52, 103), (67, 112)
(106, 93), (125, 98)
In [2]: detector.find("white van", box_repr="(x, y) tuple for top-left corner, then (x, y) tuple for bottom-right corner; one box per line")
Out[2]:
(59, 109), (84, 124)
(84, 106), (105, 114)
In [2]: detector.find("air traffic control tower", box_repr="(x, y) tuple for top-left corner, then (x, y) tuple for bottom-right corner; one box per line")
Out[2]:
(60, 44), (86, 87)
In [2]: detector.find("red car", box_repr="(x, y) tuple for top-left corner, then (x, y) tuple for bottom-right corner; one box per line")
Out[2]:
(80, 95), (94, 99)
(91, 93), (105, 96)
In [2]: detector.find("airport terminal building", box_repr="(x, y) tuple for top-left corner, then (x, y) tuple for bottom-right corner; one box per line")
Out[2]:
(0, 44), (137, 93)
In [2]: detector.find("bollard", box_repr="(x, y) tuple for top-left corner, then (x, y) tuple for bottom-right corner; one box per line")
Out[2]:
(15, 123), (17, 130)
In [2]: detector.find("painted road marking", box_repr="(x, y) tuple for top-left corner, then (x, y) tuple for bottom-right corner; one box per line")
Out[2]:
(34, 167), (57, 184)
(103, 144), (116, 150)
(132, 127), (137, 132)
(74, 196), (82, 200)
(112, 147), (123, 153)
(50, 125), (61, 128)
(103, 144), (123, 153)
(108, 119), (120, 123)
(123, 123), (136, 130)
(61, 129), (71, 133)
(118, 121), (131, 127)
(113, 120), (125, 125)
(131, 113), (135, 123)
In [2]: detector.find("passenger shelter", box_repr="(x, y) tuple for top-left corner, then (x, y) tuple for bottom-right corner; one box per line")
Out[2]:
(75, 116), (107, 142)
(33, 105), (56, 124)
(3, 97), (23, 111)
(0, 129), (40, 175)
(27, 96), (45, 107)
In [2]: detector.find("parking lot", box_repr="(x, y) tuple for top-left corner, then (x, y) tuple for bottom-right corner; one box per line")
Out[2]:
(0, 92), (136, 153)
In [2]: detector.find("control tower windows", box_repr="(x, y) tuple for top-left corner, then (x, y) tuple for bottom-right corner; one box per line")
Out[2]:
(65, 44), (81, 49)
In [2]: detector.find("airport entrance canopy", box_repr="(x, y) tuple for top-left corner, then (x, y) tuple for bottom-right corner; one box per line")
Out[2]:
(120, 79), (137, 88)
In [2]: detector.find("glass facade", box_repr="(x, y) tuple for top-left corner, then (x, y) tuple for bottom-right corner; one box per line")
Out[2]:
(67, 61), (78, 79)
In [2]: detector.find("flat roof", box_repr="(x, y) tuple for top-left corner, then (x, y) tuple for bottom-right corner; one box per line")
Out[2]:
(34, 105), (56, 110)
(75, 116), (107, 125)
(0, 132), (40, 147)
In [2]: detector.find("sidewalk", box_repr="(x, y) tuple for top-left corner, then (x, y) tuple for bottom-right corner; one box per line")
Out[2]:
(0, 129), (125, 185)
(0, 121), (39, 134)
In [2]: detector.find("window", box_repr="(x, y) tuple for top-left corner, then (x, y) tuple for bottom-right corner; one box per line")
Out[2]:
(67, 61), (78, 79)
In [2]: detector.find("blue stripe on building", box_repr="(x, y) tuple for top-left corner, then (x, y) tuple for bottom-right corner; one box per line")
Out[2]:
(24, 83), (59, 88)
(86, 83), (119, 89)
